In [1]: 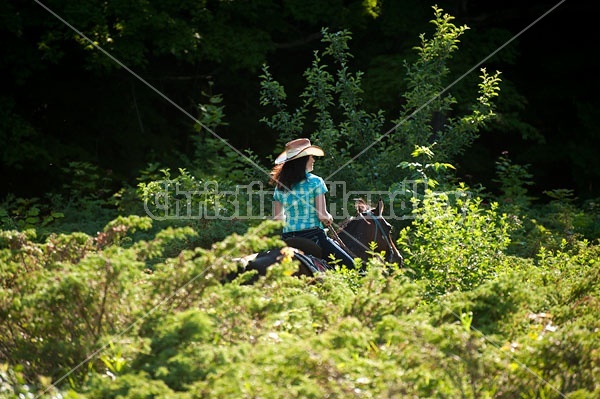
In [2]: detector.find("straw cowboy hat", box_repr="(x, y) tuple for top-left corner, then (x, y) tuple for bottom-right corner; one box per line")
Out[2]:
(274, 138), (324, 164)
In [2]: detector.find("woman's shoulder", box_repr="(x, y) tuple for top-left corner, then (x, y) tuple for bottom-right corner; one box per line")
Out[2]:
(305, 173), (325, 184)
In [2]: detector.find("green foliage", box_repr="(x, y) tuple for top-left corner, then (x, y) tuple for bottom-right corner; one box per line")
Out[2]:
(493, 152), (536, 212)
(190, 90), (266, 183)
(4, 0), (403, 201)
(1, 6), (599, 399)
(3, 5), (503, 240)
(260, 6), (501, 197)
(135, 165), (257, 249)
(61, 162), (115, 202)
(380, 6), (500, 189)
(492, 244), (600, 398)
(431, 259), (540, 338)
(2, 205), (600, 398)
(0, 195), (64, 232)
(129, 90), (268, 251)
(540, 189), (591, 246)
(491, 155), (600, 257)
(35, 0), (283, 72)
(260, 27), (387, 191)
(397, 144), (456, 190)
(392, 143), (457, 214)
(0, 363), (67, 399)
(387, 143), (467, 223)
(0, 226), (148, 385)
(398, 186), (514, 298)
(0, 162), (123, 238)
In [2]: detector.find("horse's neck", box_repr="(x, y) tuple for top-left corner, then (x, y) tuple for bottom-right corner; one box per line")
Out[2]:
(337, 214), (377, 259)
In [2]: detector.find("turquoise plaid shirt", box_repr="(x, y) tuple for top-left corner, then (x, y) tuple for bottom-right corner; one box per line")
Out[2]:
(274, 173), (328, 233)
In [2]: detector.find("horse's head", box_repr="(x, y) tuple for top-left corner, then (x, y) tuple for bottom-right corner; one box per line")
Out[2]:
(336, 198), (403, 266)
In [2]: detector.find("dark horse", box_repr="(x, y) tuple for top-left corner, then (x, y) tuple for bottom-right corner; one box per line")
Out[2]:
(233, 198), (402, 281)
(333, 198), (403, 266)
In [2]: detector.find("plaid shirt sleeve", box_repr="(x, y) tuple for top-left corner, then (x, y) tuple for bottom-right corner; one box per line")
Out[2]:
(274, 173), (328, 233)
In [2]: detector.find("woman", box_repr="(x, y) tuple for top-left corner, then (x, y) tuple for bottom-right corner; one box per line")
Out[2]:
(270, 138), (355, 269)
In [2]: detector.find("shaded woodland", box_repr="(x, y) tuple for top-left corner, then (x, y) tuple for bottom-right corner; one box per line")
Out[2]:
(1, 0), (598, 201)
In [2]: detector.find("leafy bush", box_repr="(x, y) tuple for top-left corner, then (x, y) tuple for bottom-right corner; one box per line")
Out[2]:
(398, 185), (515, 298)
(2, 210), (599, 399)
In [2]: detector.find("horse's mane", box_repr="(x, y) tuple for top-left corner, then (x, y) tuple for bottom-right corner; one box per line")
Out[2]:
(337, 199), (373, 231)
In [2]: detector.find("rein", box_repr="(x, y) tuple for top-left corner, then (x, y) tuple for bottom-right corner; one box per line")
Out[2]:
(329, 227), (359, 259)
(369, 212), (396, 262)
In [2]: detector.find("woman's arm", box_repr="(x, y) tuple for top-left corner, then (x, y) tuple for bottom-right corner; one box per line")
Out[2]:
(315, 194), (333, 226)
(273, 201), (285, 221)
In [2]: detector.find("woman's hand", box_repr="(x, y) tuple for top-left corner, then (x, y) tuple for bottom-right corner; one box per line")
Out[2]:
(320, 213), (334, 226)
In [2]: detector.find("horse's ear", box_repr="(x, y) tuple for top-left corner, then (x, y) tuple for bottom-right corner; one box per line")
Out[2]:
(377, 197), (384, 216)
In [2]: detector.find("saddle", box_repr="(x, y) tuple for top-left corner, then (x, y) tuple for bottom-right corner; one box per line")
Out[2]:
(248, 247), (328, 275)
(229, 236), (330, 284)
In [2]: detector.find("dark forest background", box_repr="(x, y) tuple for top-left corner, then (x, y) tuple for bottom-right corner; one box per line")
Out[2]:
(1, 0), (598, 201)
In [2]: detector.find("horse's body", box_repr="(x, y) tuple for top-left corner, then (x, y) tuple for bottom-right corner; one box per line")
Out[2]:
(232, 198), (402, 281)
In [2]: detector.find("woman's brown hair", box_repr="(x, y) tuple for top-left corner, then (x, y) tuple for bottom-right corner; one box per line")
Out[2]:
(269, 156), (309, 191)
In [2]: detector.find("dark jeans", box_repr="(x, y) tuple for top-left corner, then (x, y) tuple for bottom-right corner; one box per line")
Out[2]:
(282, 227), (355, 269)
